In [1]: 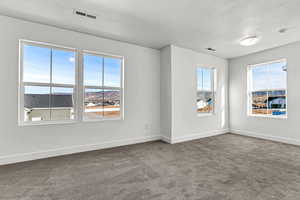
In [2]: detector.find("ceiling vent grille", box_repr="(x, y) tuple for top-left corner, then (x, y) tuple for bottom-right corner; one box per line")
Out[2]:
(74, 10), (97, 19)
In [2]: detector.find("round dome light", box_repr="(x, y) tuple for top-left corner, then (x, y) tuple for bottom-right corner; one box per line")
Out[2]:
(239, 36), (260, 46)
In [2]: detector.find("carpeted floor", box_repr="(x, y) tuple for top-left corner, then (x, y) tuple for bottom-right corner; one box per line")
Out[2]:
(1, 133), (300, 200)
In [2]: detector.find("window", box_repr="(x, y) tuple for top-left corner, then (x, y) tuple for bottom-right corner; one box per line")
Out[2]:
(19, 41), (76, 124)
(247, 59), (287, 118)
(83, 52), (123, 120)
(19, 40), (124, 125)
(197, 67), (215, 114)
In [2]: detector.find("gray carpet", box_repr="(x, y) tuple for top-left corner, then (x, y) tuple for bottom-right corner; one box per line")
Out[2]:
(1, 133), (300, 200)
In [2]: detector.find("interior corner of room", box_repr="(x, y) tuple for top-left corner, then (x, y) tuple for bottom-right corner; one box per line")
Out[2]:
(0, 1), (300, 199)
(0, 12), (298, 163)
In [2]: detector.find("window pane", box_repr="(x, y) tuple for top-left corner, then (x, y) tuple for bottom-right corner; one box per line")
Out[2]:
(197, 91), (213, 113)
(104, 57), (121, 87)
(197, 67), (214, 114)
(103, 89), (121, 118)
(84, 89), (104, 119)
(268, 61), (287, 90)
(24, 86), (50, 121)
(202, 68), (212, 91)
(197, 68), (203, 90)
(251, 64), (269, 91)
(52, 49), (76, 85)
(251, 91), (268, 115)
(23, 45), (51, 83)
(267, 90), (287, 116)
(51, 87), (74, 120)
(249, 60), (287, 117)
(84, 54), (103, 86)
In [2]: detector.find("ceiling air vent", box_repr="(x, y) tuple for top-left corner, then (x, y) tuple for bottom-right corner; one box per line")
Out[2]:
(206, 47), (216, 52)
(86, 14), (97, 19)
(74, 9), (97, 19)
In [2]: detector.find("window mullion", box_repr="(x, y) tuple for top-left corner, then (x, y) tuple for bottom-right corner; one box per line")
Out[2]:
(266, 65), (270, 115)
(23, 82), (75, 88)
(49, 48), (53, 120)
(102, 57), (105, 117)
(23, 82), (50, 87)
(77, 49), (83, 121)
(249, 68), (252, 115)
(211, 69), (214, 113)
(51, 83), (75, 88)
(83, 86), (121, 90)
(201, 68), (204, 91)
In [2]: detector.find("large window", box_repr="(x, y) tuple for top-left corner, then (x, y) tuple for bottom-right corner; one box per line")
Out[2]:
(19, 40), (123, 125)
(20, 41), (76, 124)
(83, 52), (122, 120)
(197, 67), (215, 114)
(247, 59), (287, 118)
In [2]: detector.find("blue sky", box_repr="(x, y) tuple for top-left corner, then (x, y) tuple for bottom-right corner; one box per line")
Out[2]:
(196, 61), (287, 92)
(23, 45), (75, 84)
(197, 68), (212, 91)
(23, 45), (121, 94)
(251, 61), (287, 91)
(83, 54), (121, 87)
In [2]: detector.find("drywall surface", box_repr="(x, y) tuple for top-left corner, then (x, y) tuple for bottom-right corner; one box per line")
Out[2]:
(0, 15), (161, 163)
(160, 46), (172, 139)
(171, 45), (229, 140)
(229, 42), (300, 144)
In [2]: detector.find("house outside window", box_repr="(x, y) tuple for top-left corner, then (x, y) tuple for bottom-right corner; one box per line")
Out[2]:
(19, 40), (124, 125)
(83, 51), (123, 121)
(19, 41), (77, 125)
(247, 59), (287, 118)
(197, 67), (216, 115)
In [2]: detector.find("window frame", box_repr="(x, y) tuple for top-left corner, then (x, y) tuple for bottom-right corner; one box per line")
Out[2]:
(196, 66), (217, 117)
(19, 40), (79, 126)
(18, 39), (124, 126)
(82, 50), (124, 122)
(247, 58), (288, 119)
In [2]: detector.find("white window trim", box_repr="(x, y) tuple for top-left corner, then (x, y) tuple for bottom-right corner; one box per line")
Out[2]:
(82, 50), (124, 122)
(18, 39), (124, 126)
(18, 40), (79, 126)
(247, 58), (288, 119)
(196, 66), (217, 117)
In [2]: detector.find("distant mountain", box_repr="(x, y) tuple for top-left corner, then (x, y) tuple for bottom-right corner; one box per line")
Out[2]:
(197, 91), (213, 101)
(252, 90), (285, 97)
(85, 90), (120, 105)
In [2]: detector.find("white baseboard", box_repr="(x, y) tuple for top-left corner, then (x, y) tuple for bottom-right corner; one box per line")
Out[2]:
(0, 129), (231, 165)
(160, 135), (172, 143)
(169, 128), (229, 144)
(230, 129), (300, 146)
(0, 135), (162, 166)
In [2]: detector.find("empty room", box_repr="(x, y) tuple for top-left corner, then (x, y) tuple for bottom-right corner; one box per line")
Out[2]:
(0, 0), (300, 199)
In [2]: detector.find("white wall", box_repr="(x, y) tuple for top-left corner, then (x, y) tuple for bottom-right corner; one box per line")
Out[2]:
(229, 41), (300, 145)
(160, 46), (172, 139)
(0, 15), (161, 164)
(160, 45), (229, 143)
(171, 46), (229, 141)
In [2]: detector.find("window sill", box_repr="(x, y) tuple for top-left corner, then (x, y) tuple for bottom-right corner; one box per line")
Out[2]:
(197, 113), (215, 117)
(247, 114), (288, 120)
(82, 117), (123, 123)
(19, 117), (124, 126)
(18, 119), (78, 126)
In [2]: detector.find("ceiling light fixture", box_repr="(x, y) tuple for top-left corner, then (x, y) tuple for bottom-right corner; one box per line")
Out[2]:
(239, 35), (260, 46)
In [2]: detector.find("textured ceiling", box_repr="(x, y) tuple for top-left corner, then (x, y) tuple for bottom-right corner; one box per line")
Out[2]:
(1, 0), (300, 58)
